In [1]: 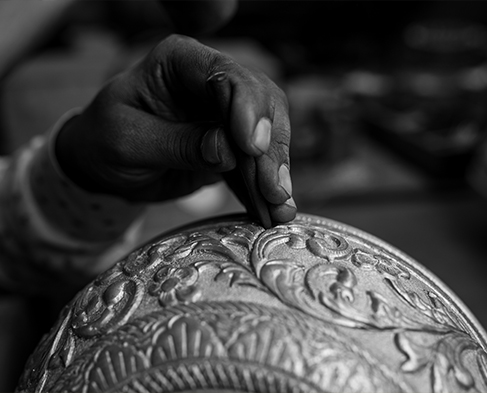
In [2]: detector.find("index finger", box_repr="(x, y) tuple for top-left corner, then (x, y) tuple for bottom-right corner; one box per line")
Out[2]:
(206, 62), (295, 224)
(152, 35), (296, 223)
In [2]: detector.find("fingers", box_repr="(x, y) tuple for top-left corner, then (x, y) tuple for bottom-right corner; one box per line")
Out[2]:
(207, 72), (273, 157)
(150, 34), (290, 159)
(201, 44), (294, 215)
(165, 35), (294, 223)
(136, 35), (296, 223)
(204, 63), (296, 224)
(255, 103), (292, 205)
(145, 35), (290, 157)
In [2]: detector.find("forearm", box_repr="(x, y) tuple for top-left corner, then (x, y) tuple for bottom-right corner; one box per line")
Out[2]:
(0, 111), (145, 297)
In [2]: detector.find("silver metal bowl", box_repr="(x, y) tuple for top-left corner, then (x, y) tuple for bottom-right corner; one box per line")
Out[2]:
(17, 214), (487, 393)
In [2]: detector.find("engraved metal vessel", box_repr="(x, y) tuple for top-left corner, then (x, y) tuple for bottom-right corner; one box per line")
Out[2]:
(17, 214), (487, 392)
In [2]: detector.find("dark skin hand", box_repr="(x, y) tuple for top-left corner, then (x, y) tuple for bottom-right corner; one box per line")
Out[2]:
(56, 34), (296, 226)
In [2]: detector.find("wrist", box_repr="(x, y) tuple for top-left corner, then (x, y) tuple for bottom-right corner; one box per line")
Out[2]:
(54, 107), (158, 200)
(43, 110), (145, 242)
(54, 109), (102, 194)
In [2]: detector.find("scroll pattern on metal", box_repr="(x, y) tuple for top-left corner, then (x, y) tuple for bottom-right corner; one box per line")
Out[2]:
(17, 214), (487, 393)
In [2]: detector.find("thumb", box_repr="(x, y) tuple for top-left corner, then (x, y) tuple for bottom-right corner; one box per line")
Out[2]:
(198, 125), (238, 171)
(129, 114), (237, 173)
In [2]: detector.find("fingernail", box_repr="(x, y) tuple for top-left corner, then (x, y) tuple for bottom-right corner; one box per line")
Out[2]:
(207, 71), (227, 83)
(284, 197), (296, 209)
(278, 164), (292, 198)
(201, 128), (221, 165)
(253, 118), (271, 154)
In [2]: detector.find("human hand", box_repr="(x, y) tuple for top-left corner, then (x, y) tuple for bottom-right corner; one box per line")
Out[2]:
(56, 34), (296, 226)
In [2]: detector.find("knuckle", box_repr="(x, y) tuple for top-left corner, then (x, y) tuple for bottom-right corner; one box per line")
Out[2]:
(272, 123), (291, 145)
(207, 52), (238, 76)
(161, 33), (195, 49)
(96, 75), (125, 102)
(150, 34), (198, 71)
(269, 132), (290, 162)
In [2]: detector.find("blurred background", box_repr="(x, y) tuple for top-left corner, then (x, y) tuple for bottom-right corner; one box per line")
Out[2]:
(4, 0), (487, 389)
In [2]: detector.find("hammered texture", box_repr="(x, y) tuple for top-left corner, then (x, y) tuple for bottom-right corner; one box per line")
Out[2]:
(17, 214), (487, 393)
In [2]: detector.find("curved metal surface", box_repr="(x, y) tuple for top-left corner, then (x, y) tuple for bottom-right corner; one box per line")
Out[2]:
(17, 213), (487, 393)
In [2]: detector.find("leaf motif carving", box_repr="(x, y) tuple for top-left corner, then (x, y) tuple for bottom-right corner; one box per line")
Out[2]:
(248, 222), (487, 392)
(255, 258), (427, 331)
(18, 217), (487, 393)
(395, 331), (480, 392)
(165, 233), (244, 266)
(385, 278), (465, 332)
(259, 260), (310, 305)
(218, 224), (259, 254)
(213, 261), (268, 291)
(257, 260), (373, 329)
(352, 249), (410, 280)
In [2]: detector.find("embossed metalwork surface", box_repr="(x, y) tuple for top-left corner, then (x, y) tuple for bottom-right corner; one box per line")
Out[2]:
(17, 214), (487, 393)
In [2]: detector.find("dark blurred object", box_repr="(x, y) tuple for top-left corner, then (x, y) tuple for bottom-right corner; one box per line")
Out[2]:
(0, 0), (76, 155)
(351, 18), (487, 179)
(64, 0), (237, 44)
(0, 0), (75, 81)
(214, 1), (487, 183)
(1, 29), (122, 154)
(216, 1), (467, 70)
(286, 75), (429, 206)
(287, 76), (356, 164)
(160, 0), (237, 36)
(65, 0), (168, 43)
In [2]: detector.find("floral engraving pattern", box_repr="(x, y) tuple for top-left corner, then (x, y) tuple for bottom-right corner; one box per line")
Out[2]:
(71, 271), (143, 338)
(17, 215), (487, 393)
(148, 265), (201, 306)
